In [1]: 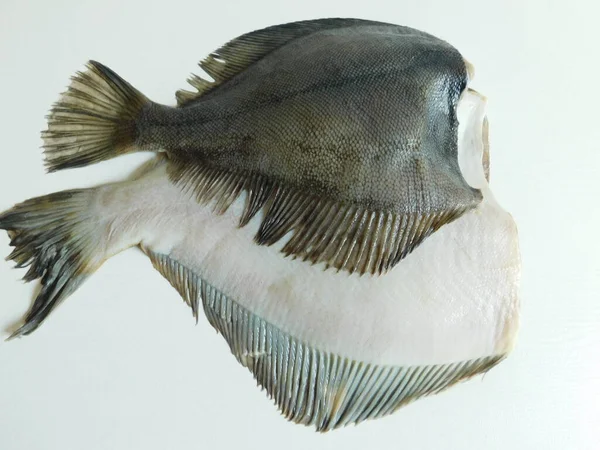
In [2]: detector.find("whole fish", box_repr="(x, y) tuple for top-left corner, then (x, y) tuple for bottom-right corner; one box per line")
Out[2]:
(0, 18), (520, 430)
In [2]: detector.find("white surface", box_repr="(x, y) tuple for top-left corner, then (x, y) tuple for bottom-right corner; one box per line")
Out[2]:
(0, 1), (598, 449)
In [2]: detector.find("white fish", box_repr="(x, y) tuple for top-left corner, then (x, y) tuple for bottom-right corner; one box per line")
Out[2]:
(0, 19), (520, 430)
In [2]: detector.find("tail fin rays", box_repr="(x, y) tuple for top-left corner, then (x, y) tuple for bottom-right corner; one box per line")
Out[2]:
(42, 61), (150, 172)
(0, 190), (102, 338)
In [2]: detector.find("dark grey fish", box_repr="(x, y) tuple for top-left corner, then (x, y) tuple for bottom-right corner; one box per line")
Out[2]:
(44, 18), (480, 275)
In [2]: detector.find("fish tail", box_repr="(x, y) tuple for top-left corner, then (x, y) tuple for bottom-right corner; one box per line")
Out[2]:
(0, 188), (114, 338)
(43, 60), (150, 172)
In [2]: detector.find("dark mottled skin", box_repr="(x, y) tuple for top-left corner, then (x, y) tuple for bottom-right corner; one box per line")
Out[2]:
(137, 21), (481, 214)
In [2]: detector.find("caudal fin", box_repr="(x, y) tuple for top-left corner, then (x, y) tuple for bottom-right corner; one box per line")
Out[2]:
(43, 61), (150, 172)
(0, 189), (105, 338)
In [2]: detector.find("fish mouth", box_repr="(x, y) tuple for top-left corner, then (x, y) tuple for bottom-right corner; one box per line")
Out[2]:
(457, 85), (490, 189)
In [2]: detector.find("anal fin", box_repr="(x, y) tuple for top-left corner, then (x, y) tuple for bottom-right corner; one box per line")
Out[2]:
(147, 251), (506, 431)
(168, 161), (471, 275)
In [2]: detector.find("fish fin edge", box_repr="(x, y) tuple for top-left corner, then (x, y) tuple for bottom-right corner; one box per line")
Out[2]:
(146, 251), (507, 431)
(176, 18), (392, 106)
(0, 189), (104, 338)
(43, 60), (150, 172)
(168, 159), (471, 275)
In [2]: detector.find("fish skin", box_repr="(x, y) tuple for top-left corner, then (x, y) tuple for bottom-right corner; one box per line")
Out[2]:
(137, 21), (479, 214)
(0, 19), (521, 429)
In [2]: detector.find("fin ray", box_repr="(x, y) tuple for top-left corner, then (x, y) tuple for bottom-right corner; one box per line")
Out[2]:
(176, 19), (396, 106)
(148, 251), (506, 431)
(169, 160), (470, 275)
(0, 190), (102, 337)
(43, 61), (150, 171)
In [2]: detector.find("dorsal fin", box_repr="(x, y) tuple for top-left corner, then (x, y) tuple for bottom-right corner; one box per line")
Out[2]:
(176, 18), (388, 106)
(147, 250), (506, 431)
(168, 160), (477, 276)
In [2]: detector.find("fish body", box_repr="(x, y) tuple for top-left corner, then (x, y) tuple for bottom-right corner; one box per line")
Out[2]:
(138, 21), (477, 214)
(0, 19), (520, 430)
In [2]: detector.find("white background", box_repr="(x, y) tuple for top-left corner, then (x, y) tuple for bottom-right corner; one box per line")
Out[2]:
(1, 1), (598, 449)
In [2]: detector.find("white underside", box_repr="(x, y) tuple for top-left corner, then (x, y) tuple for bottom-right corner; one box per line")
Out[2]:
(94, 89), (521, 367)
